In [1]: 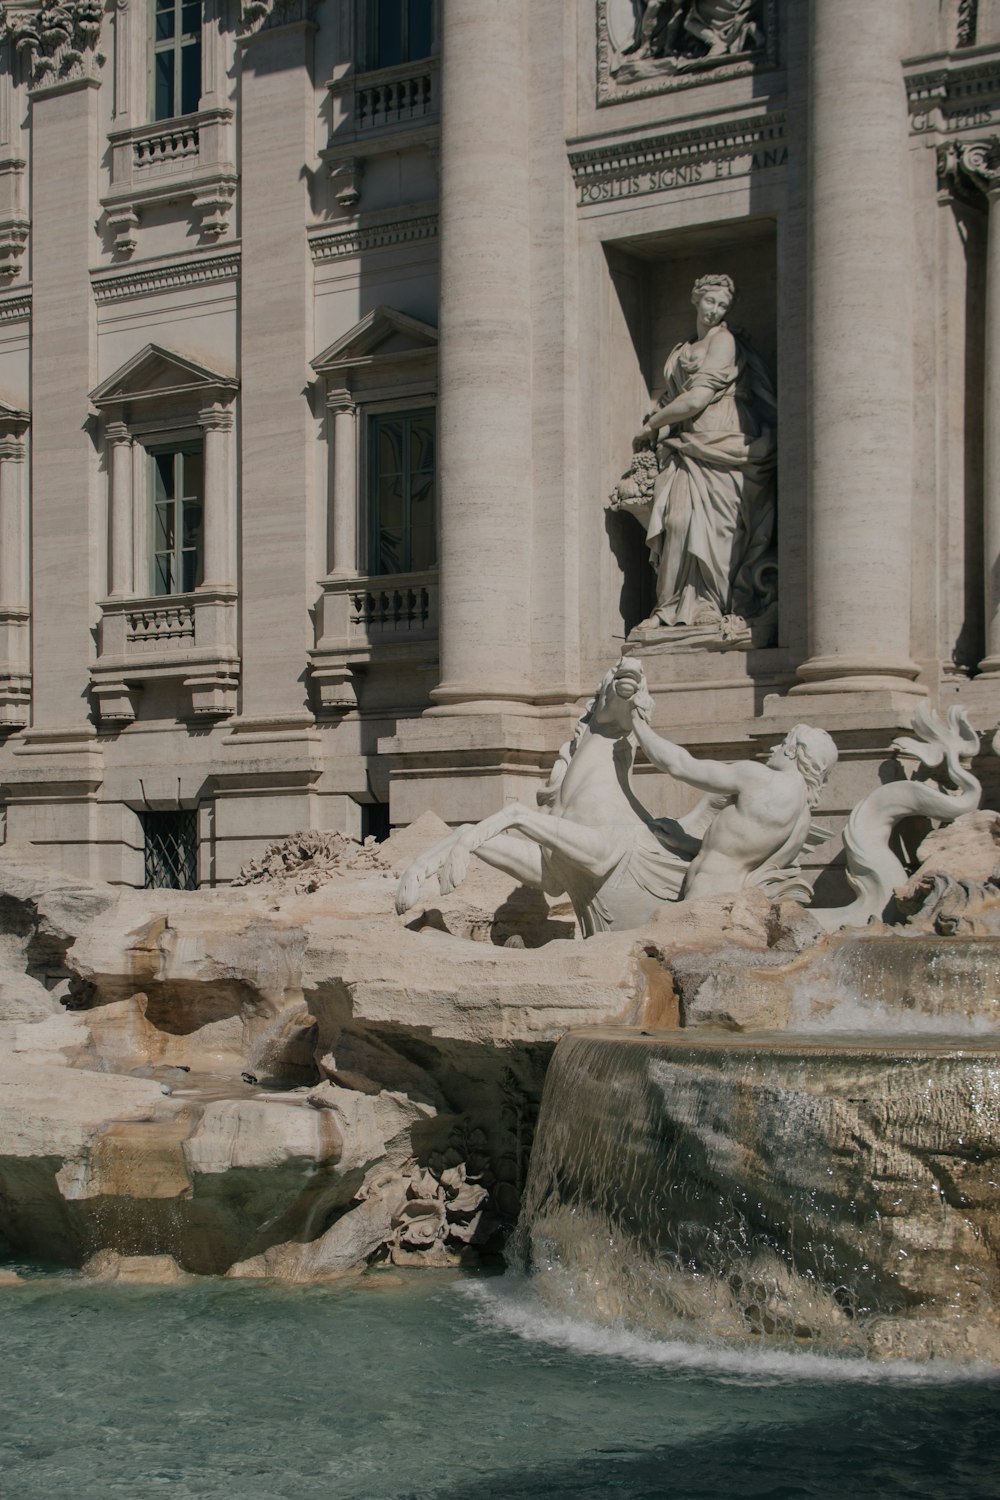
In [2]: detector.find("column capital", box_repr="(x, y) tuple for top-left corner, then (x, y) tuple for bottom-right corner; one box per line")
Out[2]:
(326, 390), (356, 416)
(198, 402), (235, 433)
(105, 418), (131, 444)
(0, 434), (25, 462)
(941, 138), (1000, 203)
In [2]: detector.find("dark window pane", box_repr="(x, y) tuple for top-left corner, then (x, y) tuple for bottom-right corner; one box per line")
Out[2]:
(374, 0), (402, 68)
(181, 547), (199, 593)
(181, 449), (202, 500)
(181, 0), (201, 37)
(154, 500), (174, 554)
(154, 553), (173, 595)
(153, 451), (173, 502)
(155, 50), (174, 120)
(406, 0), (432, 61)
(180, 34), (201, 113)
(409, 472), (435, 570)
(409, 418), (434, 472)
(155, 7), (175, 41)
(377, 420), (404, 476)
(181, 499), (202, 551)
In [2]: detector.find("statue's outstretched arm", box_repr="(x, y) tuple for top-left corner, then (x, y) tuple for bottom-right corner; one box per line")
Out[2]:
(631, 715), (744, 797)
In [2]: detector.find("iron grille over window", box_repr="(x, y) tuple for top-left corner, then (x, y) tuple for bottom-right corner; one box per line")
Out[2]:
(368, 408), (435, 575)
(142, 809), (198, 889)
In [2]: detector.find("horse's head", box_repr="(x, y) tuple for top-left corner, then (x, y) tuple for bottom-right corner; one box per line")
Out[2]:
(591, 656), (650, 736)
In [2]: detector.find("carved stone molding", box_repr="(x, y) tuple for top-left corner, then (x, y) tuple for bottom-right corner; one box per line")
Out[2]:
(906, 54), (1000, 139)
(0, 288), (29, 322)
(596, 0), (779, 106)
(91, 249), (240, 304)
(239, 0), (315, 37)
(569, 110), (786, 208)
(1, 0), (105, 92)
(958, 0), (979, 49)
(101, 106), (237, 258)
(940, 136), (1000, 201)
(309, 211), (438, 265)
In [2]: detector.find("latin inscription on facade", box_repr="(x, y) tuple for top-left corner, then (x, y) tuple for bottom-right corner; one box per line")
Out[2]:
(573, 143), (787, 208)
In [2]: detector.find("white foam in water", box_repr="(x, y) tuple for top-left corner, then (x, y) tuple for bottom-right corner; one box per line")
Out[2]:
(459, 1277), (1000, 1387)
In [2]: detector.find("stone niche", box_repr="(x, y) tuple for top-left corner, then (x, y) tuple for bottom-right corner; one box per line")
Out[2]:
(602, 219), (786, 734)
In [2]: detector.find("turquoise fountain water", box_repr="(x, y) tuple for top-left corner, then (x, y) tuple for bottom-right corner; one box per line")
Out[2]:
(1, 1249), (999, 1500)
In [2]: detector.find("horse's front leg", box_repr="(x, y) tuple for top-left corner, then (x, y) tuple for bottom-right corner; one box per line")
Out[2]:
(396, 824), (471, 913)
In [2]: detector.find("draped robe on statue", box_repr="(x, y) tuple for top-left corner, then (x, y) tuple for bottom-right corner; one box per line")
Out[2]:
(644, 335), (777, 627)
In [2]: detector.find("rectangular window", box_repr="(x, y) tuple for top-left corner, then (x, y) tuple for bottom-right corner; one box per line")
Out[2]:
(365, 0), (432, 69)
(141, 809), (199, 890)
(368, 409), (436, 576)
(150, 445), (203, 596)
(152, 0), (202, 121)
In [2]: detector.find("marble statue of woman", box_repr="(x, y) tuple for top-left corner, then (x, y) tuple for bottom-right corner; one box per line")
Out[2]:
(613, 274), (777, 636)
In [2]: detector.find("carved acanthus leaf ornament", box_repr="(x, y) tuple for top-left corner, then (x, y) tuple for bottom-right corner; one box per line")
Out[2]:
(0, 0), (105, 87)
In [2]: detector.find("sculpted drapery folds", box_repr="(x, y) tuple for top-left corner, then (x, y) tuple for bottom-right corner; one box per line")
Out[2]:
(611, 273), (777, 638)
(620, 0), (764, 68)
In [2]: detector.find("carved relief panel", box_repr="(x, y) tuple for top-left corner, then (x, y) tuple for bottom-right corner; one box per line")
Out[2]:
(597, 0), (778, 104)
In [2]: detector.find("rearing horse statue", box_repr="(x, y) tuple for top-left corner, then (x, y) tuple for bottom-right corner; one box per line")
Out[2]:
(395, 658), (837, 935)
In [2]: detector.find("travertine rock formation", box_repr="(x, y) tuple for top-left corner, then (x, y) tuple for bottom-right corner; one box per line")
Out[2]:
(0, 840), (661, 1277)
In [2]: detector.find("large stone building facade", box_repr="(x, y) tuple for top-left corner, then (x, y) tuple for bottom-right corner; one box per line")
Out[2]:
(0, 0), (998, 888)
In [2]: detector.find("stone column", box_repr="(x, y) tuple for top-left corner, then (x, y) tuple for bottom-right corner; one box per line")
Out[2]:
(328, 394), (357, 578)
(236, 3), (315, 720)
(0, 422), (29, 726)
(23, 37), (104, 730)
(199, 402), (235, 588)
(107, 419), (133, 598)
(792, 0), (921, 697)
(430, 0), (534, 710)
(950, 140), (1000, 674)
(0, 427), (27, 609)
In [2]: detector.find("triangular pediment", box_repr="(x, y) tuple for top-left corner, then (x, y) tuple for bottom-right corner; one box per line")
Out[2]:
(312, 306), (438, 376)
(90, 343), (238, 408)
(0, 396), (28, 426)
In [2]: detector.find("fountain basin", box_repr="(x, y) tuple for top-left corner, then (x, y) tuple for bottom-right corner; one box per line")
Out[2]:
(515, 1027), (1000, 1362)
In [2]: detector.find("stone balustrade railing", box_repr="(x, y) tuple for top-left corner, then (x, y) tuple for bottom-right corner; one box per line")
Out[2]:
(355, 67), (435, 130)
(309, 568), (439, 710)
(126, 601), (196, 651)
(131, 121), (201, 174)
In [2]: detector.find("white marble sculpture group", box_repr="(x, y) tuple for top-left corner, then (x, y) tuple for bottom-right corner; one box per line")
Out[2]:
(397, 267), (984, 938)
(397, 656), (983, 938)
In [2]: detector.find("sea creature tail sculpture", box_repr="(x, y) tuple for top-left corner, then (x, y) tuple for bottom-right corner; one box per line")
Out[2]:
(812, 703), (982, 932)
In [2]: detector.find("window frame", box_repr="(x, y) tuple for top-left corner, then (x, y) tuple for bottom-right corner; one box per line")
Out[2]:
(362, 0), (434, 72)
(149, 0), (203, 122)
(146, 438), (205, 598)
(363, 404), (437, 578)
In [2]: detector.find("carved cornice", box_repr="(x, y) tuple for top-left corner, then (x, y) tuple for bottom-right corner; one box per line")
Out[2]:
(0, 289), (29, 323)
(239, 0), (314, 36)
(905, 50), (1000, 137)
(595, 0), (779, 107)
(91, 250), (240, 303)
(1, 0), (106, 91)
(309, 212), (438, 265)
(568, 110), (786, 207)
